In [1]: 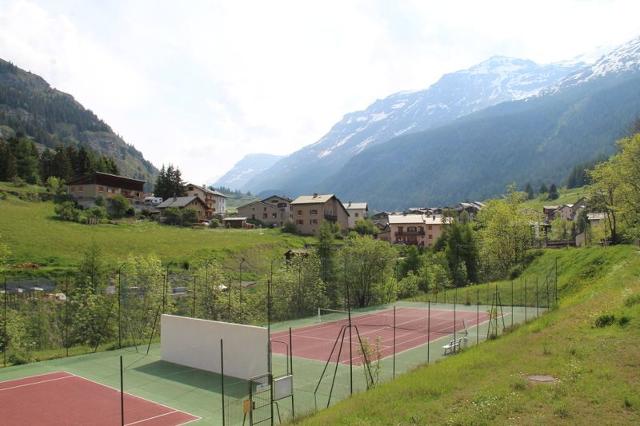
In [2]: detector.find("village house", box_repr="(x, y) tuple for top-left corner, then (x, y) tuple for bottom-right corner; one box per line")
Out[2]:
(261, 195), (293, 225)
(236, 200), (281, 227)
(388, 214), (450, 247)
(156, 196), (208, 222)
(185, 183), (227, 218)
(68, 172), (146, 208)
(455, 201), (485, 219)
(290, 193), (349, 235)
(344, 202), (368, 229)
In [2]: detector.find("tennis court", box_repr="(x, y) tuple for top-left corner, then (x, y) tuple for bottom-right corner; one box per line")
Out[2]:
(0, 371), (199, 426)
(271, 307), (491, 364)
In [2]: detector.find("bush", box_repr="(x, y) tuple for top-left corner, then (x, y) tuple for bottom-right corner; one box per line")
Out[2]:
(209, 219), (220, 228)
(594, 314), (616, 328)
(86, 206), (108, 220)
(54, 201), (81, 222)
(282, 221), (297, 234)
(181, 209), (198, 226)
(397, 272), (421, 298)
(11, 176), (26, 187)
(108, 194), (130, 218)
(624, 293), (640, 308)
(163, 207), (183, 225)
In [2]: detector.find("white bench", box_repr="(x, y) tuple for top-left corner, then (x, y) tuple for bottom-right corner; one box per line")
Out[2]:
(443, 337), (467, 355)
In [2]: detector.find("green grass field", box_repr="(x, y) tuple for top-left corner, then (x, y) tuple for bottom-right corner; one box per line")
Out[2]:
(298, 245), (640, 425)
(521, 186), (587, 212)
(0, 193), (309, 269)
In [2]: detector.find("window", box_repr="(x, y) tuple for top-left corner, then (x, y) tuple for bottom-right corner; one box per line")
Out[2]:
(355, 213), (359, 217)
(272, 213), (277, 218)
(297, 219), (304, 225)
(408, 226), (416, 232)
(428, 225), (432, 230)
(297, 210), (303, 215)
(428, 234), (433, 239)
(398, 226), (403, 233)
(419, 226), (424, 232)
(310, 209), (318, 215)
(311, 219), (318, 224)
(263, 213), (268, 219)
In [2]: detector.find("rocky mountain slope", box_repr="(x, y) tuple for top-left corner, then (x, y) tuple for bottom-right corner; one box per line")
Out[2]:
(0, 59), (157, 182)
(213, 153), (283, 191)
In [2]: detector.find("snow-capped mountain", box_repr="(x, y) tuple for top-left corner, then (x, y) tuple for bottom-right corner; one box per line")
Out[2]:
(244, 57), (586, 195)
(213, 153), (283, 191)
(551, 36), (640, 90)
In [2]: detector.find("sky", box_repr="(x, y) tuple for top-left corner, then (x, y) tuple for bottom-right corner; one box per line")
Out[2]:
(1, 0), (639, 184)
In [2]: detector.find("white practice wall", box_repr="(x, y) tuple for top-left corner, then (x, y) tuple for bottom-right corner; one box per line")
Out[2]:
(161, 314), (268, 380)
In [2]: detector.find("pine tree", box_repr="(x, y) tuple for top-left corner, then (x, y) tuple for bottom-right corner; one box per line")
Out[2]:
(11, 137), (40, 183)
(548, 183), (559, 200)
(539, 183), (548, 194)
(52, 146), (73, 182)
(524, 182), (535, 200)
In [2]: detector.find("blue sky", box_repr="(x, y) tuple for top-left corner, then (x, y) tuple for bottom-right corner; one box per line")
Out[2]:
(1, 0), (639, 183)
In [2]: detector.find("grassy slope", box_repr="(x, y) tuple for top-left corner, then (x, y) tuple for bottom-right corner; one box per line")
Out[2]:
(299, 246), (640, 425)
(0, 194), (309, 268)
(521, 186), (587, 212)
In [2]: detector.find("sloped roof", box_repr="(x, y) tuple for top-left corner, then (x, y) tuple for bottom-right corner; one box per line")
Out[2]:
(186, 183), (227, 198)
(68, 172), (145, 191)
(388, 214), (451, 225)
(262, 194), (292, 203)
(157, 196), (204, 209)
(345, 202), (368, 210)
(290, 194), (335, 204)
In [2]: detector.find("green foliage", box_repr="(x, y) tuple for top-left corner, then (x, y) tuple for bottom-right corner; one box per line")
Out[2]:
(339, 236), (397, 308)
(209, 219), (220, 228)
(282, 221), (298, 234)
(161, 206), (197, 226)
(594, 314), (616, 328)
(547, 183), (559, 200)
(476, 186), (536, 280)
(399, 245), (421, 278)
(397, 272), (421, 298)
(317, 221), (338, 302)
(108, 194), (130, 219)
(443, 221), (479, 285)
(539, 183), (548, 194)
(524, 182), (535, 200)
(566, 157), (605, 189)
(353, 218), (378, 236)
(154, 165), (186, 199)
(0, 232), (10, 267)
(181, 208), (198, 226)
(54, 201), (81, 222)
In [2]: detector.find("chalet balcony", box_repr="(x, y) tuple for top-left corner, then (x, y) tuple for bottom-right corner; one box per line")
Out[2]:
(324, 213), (338, 222)
(395, 230), (425, 237)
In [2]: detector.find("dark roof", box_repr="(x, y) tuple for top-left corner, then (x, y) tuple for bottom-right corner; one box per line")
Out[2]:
(261, 194), (292, 203)
(157, 196), (206, 209)
(186, 183), (227, 198)
(68, 172), (145, 191)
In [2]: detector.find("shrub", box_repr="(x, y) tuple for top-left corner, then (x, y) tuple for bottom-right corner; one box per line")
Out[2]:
(209, 219), (220, 228)
(54, 201), (81, 222)
(618, 316), (631, 327)
(86, 206), (108, 220)
(282, 221), (297, 234)
(11, 176), (26, 187)
(624, 293), (640, 308)
(594, 314), (616, 328)
(181, 209), (198, 226)
(397, 272), (421, 298)
(108, 194), (130, 218)
(163, 207), (183, 225)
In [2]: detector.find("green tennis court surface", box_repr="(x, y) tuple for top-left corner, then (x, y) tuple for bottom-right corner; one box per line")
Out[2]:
(0, 301), (539, 425)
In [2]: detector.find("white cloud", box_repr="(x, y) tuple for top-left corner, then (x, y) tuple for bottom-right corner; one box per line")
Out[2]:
(1, 0), (639, 183)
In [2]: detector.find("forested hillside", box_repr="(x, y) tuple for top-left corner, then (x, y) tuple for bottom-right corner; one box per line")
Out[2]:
(0, 59), (157, 182)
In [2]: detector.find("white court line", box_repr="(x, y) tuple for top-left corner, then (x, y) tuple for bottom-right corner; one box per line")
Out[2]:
(0, 370), (70, 384)
(125, 409), (178, 426)
(68, 372), (202, 424)
(0, 374), (74, 392)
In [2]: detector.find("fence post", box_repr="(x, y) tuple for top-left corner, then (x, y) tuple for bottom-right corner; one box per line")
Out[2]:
(120, 355), (124, 426)
(476, 288), (479, 345)
(220, 339), (225, 426)
(511, 280), (514, 329)
(536, 277), (539, 318)
(453, 289), (457, 350)
(524, 278), (527, 322)
(289, 327), (295, 420)
(3, 275), (6, 366)
(393, 305), (396, 379)
(427, 300), (431, 364)
(65, 277), (69, 358)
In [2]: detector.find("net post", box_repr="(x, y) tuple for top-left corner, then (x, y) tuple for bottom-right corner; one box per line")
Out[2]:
(347, 279), (353, 396)
(118, 267), (122, 349)
(494, 284), (499, 335)
(120, 355), (124, 426)
(555, 257), (558, 304)
(268, 262), (274, 426)
(220, 339), (225, 426)
(427, 300), (431, 364)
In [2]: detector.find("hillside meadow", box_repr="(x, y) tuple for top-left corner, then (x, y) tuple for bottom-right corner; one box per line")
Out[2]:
(297, 245), (640, 425)
(0, 193), (310, 270)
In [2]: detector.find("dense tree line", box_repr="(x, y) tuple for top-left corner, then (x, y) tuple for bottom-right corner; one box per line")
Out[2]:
(154, 165), (186, 199)
(0, 135), (118, 184)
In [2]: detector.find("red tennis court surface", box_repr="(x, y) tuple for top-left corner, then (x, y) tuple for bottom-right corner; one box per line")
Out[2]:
(271, 307), (490, 364)
(0, 371), (199, 426)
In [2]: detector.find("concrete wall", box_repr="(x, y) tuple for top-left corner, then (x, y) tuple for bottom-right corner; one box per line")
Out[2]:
(161, 314), (268, 380)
